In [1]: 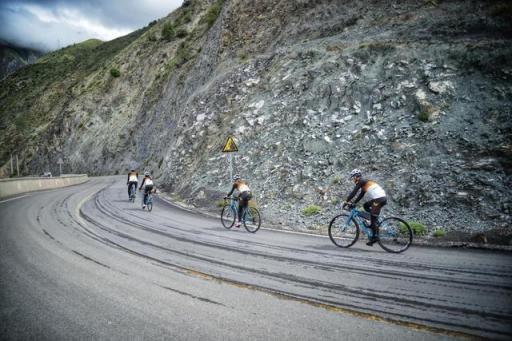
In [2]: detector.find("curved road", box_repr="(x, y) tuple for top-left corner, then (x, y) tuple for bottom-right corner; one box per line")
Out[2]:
(1, 177), (511, 340)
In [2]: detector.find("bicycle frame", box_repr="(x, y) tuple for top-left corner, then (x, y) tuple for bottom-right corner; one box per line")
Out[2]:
(346, 207), (376, 238)
(227, 197), (248, 222)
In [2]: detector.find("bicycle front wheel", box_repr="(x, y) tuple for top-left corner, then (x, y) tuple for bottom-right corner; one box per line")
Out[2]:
(328, 214), (359, 248)
(378, 217), (412, 253)
(221, 205), (236, 229)
(244, 207), (261, 233)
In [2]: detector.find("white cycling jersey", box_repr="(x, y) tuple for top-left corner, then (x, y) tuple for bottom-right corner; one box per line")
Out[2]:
(129, 174), (138, 182)
(366, 182), (386, 200)
(238, 183), (250, 193)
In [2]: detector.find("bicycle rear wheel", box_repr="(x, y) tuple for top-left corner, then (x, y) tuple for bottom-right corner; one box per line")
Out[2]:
(378, 217), (412, 253)
(328, 214), (359, 248)
(221, 205), (236, 229)
(244, 207), (261, 233)
(147, 196), (153, 212)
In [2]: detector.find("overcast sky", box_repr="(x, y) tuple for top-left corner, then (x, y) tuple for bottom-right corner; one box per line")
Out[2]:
(0, 0), (183, 51)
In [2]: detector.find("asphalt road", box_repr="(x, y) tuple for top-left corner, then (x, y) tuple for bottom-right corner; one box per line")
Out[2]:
(1, 176), (511, 340)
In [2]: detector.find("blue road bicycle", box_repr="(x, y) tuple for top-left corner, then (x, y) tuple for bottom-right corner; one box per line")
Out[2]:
(142, 191), (153, 212)
(328, 204), (413, 253)
(221, 197), (261, 233)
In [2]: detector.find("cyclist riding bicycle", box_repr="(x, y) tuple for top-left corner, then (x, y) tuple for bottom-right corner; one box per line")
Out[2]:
(138, 171), (155, 209)
(127, 169), (139, 199)
(226, 174), (252, 228)
(343, 169), (387, 246)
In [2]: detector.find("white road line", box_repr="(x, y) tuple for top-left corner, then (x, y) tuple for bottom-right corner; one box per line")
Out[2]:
(0, 194), (31, 204)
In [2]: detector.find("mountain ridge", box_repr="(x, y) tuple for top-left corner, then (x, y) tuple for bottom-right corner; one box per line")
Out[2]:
(0, 0), (511, 239)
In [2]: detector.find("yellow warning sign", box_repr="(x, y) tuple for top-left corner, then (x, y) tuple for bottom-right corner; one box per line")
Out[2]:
(222, 136), (238, 153)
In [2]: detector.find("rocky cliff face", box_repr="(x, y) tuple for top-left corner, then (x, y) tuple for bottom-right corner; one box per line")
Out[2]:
(0, 42), (43, 80)
(0, 0), (511, 236)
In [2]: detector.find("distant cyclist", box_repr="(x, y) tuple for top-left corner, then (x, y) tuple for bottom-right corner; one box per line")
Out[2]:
(127, 169), (139, 199)
(343, 169), (387, 246)
(226, 174), (252, 228)
(139, 171), (155, 209)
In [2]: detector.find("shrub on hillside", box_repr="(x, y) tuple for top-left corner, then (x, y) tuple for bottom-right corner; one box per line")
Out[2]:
(204, 1), (223, 27)
(302, 205), (321, 217)
(418, 111), (429, 122)
(433, 228), (445, 237)
(162, 22), (175, 41)
(401, 221), (426, 236)
(110, 68), (120, 77)
(176, 28), (188, 38)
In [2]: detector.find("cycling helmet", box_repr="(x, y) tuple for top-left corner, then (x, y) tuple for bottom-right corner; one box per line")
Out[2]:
(233, 174), (241, 181)
(349, 168), (362, 179)
(144, 171), (150, 176)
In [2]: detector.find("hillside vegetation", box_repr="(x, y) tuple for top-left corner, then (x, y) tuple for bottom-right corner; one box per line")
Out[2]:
(0, 0), (511, 239)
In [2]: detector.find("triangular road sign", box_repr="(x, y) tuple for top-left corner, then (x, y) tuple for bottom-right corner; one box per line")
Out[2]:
(222, 136), (238, 153)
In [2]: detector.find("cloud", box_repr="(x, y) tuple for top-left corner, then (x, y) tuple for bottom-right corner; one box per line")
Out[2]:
(0, 0), (183, 51)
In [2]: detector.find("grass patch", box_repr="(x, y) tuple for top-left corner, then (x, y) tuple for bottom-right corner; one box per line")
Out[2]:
(174, 42), (192, 67)
(162, 22), (175, 41)
(215, 199), (226, 208)
(302, 205), (321, 217)
(204, 0), (224, 27)
(176, 28), (188, 38)
(401, 221), (426, 236)
(433, 228), (445, 237)
(148, 32), (158, 42)
(331, 175), (342, 184)
(110, 67), (121, 77)
(418, 111), (430, 122)
(238, 50), (248, 62)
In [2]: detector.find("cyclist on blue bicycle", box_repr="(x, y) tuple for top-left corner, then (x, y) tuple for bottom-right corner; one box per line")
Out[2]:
(138, 171), (155, 209)
(226, 174), (252, 228)
(343, 169), (387, 246)
(127, 169), (139, 199)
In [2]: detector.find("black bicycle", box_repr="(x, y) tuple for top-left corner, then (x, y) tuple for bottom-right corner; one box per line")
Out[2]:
(328, 204), (413, 253)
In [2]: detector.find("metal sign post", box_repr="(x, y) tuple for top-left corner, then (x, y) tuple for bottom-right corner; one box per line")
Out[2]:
(57, 157), (64, 176)
(10, 154), (13, 176)
(16, 154), (19, 177)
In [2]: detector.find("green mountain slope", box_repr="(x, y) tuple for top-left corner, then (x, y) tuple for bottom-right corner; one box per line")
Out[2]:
(0, 0), (511, 237)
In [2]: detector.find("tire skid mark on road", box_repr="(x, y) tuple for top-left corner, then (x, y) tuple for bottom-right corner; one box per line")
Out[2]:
(56, 179), (511, 339)
(155, 284), (227, 307)
(100, 189), (512, 282)
(78, 198), (512, 330)
(88, 189), (512, 293)
(69, 208), (490, 339)
(71, 250), (111, 269)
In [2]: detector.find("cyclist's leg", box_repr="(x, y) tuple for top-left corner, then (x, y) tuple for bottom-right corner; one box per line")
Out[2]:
(370, 198), (387, 234)
(236, 198), (243, 226)
(143, 188), (148, 206)
(238, 192), (250, 225)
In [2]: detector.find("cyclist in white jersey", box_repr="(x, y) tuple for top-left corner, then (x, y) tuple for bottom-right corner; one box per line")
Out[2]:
(138, 171), (155, 209)
(127, 169), (139, 199)
(343, 169), (387, 246)
(227, 174), (252, 228)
